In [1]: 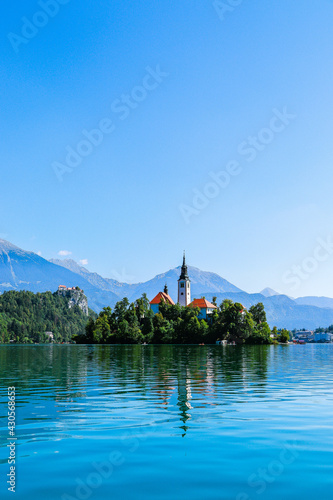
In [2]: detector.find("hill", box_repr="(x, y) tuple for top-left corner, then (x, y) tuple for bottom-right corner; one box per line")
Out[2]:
(294, 296), (333, 309)
(0, 289), (96, 343)
(49, 258), (135, 298)
(0, 239), (119, 311)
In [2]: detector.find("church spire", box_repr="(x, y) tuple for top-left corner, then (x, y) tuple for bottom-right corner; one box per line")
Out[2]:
(179, 251), (189, 280)
(178, 251), (191, 306)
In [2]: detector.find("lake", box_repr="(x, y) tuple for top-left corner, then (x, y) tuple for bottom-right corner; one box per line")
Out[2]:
(0, 344), (333, 499)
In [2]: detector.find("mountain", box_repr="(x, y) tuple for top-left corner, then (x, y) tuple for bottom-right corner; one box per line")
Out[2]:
(49, 258), (135, 297)
(122, 266), (243, 302)
(49, 260), (242, 302)
(203, 292), (333, 330)
(260, 287), (280, 297)
(294, 296), (333, 309)
(0, 240), (119, 311)
(0, 240), (241, 312)
(50, 258), (333, 329)
(2, 239), (333, 330)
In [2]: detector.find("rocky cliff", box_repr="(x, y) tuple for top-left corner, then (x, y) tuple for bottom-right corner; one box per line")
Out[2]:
(57, 287), (88, 316)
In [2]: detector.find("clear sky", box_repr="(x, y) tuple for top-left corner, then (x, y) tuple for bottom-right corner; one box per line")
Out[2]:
(1, 0), (333, 297)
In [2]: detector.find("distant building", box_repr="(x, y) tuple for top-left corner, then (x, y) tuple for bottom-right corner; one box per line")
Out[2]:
(188, 298), (217, 320)
(150, 288), (175, 314)
(314, 332), (332, 343)
(45, 332), (54, 342)
(58, 285), (82, 293)
(149, 254), (218, 320)
(178, 252), (191, 306)
(294, 330), (314, 342)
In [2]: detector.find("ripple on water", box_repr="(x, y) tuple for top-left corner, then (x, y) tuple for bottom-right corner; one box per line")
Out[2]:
(0, 344), (333, 499)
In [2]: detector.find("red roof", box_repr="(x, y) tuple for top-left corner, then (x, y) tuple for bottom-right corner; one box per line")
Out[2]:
(188, 298), (217, 309)
(58, 285), (67, 289)
(150, 292), (175, 306)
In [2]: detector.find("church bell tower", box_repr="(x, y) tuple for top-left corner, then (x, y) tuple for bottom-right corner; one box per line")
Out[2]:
(178, 252), (191, 306)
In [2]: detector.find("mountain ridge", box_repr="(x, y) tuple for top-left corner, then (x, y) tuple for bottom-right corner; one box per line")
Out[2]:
(50, 259), (243, 302)
(1, 239), (333, 329)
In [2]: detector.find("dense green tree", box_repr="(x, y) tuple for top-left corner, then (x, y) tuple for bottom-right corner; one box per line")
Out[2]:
(135, 294), (150, 321)
(77, 297), (275, 346)
(249, 303), (267, 324)
(247, 322), (272, 344)
(141, 309), (155, 342)
(113, 298), (130, 323)
(0, 315), (9, 343)
(0, 290), (95, 344)
(211, 300), (254, 344)
(93, 314), (111, 343)
(152, 313), (173, 344)
(159, 301), (182, 322)
(278, 329), (290, 343)
(271, 326), (278, 339)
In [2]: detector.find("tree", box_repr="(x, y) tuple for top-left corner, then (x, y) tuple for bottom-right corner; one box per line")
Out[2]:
(247, 322), (271, 344)
(212, 300), (254, 344)
(135, 294), (150, 321)
(113, 298), (130, 323)
(152, 313), (173, 344)
(141, 310), (155, 343)
(249, 303), (266, 324)
(271, 326), (278, 339)
(158, 301), (182, 322)
(0, 290), (95, 344)
(84, 317), (95, 343)
(278, 329), (290, 343)
(93, 314), (111, 343)
(0, 315), (9, 343)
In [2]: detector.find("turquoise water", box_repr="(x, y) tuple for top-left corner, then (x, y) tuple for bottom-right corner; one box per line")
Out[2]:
(0, 344), (333, 500)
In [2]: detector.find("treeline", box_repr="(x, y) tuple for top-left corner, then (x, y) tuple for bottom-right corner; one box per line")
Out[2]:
(74, 295), (290, 345)
(0, 290), (96, 344)
(315, 325), (333, 333)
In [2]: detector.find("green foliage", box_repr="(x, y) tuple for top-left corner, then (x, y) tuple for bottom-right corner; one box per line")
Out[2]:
(278, 329), (290, 343)
(246, 303), (272, 345)
(249, 303), (267, 324)
(210, 300), (254, 344)
(80, 296), (274, 345)
(247, 322), (272, 345)
(0, 290), (277, 346)
(0, 290), (95, 344)
(315, 324), (333, 333)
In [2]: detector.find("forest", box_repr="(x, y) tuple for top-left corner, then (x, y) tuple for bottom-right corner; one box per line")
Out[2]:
(0, 290), (291, 345)
(74, 295), (290, 345)
(0, 290), (96, 343)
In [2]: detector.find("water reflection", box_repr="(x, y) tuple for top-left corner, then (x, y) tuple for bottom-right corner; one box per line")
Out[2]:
(1, 345), (333, 500)
(0, 344), (273, 437)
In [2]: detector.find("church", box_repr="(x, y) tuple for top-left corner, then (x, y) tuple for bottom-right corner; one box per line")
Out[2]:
(149, 253), (217, 319)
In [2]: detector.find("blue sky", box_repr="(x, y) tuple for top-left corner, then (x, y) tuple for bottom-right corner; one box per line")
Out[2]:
(1, 0), (333, 297)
